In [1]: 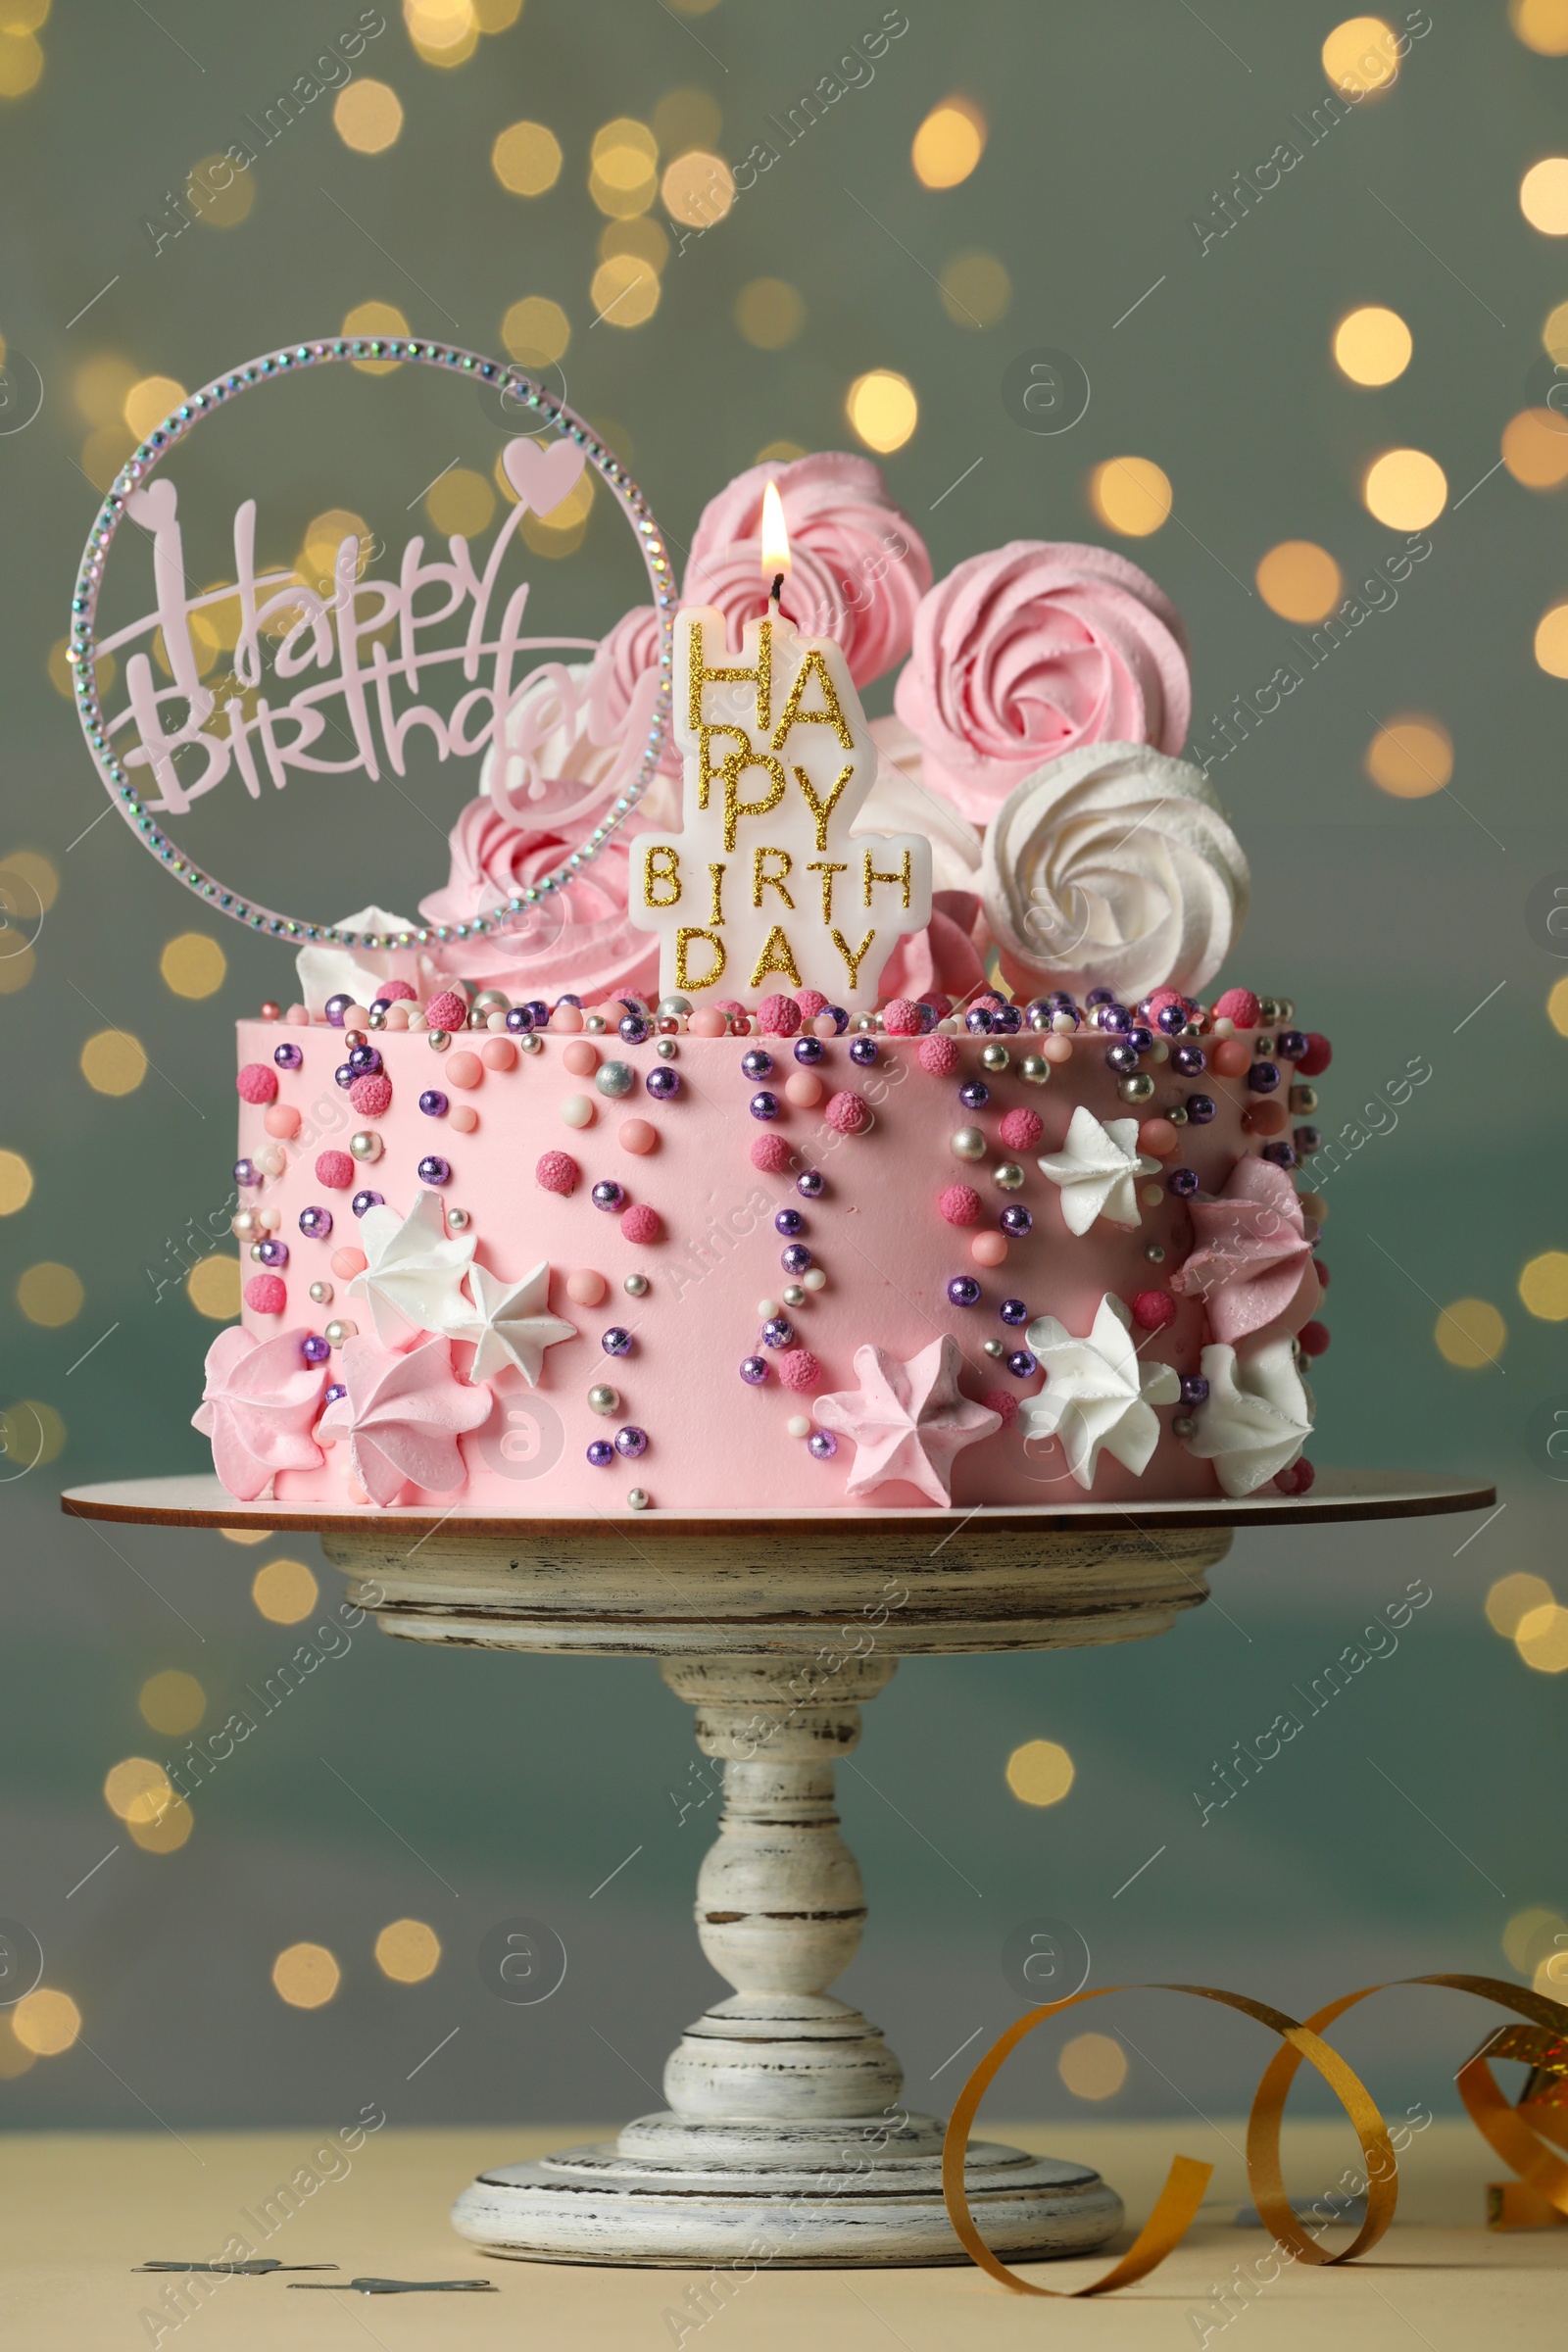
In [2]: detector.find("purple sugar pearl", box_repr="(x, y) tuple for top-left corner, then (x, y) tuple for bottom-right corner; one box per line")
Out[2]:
(1278, 1028), (1307, 1062)
(351, 1190), (383, 1217)
(301, 1333), (331, 1366)
(823, 1005), (851, 1034)
(775, 1206), (805, 1236)
(808, 1430), (838, 1460)
(602, 1326), (633, 1356)
(334, 1062), (356, 1091)
(959, 1080), (990, 1109)
(587, 1439), (614, 1468)
(619, 1011), (650, 1045)
(1006, 1349), (1038, 1379)
(592, 1180), (626, 1212)
(323, 1381), (347, 1406)
(324, 993), (353, 1028)
(742, 1048), (773, 1080)
(347, 1043), (381, 1075)
(1179, 1374), (1210, 1408)
(257, 1238), (289, 1269)
(1294, 1124), (1322, 1155)
(797, 1169), (825, 1199)
(1172, 1044), (1206, 1076)
(614, 1424), (648, 1458)
(646, 1065), (680, 1100)
(233, 1157), (259, 1188)
(505, 1004), (535, 1032)
(1261, 1140), (1297, 1168)
(750, 1090), (780, 1120)
(1097, 1004), (1131, 1033)
(781, 1243), (812, 1275)
(964, 1005), (994, 1034)
(760, 1315), (794, 1348)
(1086, 987), (1114, 1006)
(1185, 1094), (1216, 1125)
(274, 1042), (303, 1070)
(525, 1000), (550, 1026)
(794, 1036), (824, 1063)
(849, 1035), (879, 1065)
(990, 1003), (1022, 1035)
(1127, 1025), (1153, 1055)
(1000, 1204), (1033, 1238)
(1168, 1167), (1200, 1198)
(1105, 1042), (1139, 1075)
(417, 1154), (451, 1187)
(740, 1355), (769, 1384)
(1000, 1298), (1029, 1326)
(1247, 1061), (1281, 1093)
(299, 1205), (332, 1240)
(948, 1275), (982, 1307)
(419, 1089), (448, 1116)
(1156, 1002), (1188, 1035)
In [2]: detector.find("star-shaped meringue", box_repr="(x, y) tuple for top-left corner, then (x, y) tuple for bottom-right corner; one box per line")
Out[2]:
(1181, 1337), (1313, 1497)
(1170, 1157), (1316, 1344)
(192, 1325), (325, 1501)
(814, 1334), (1002, 1505)
(1037, 1104), (1159, 1235)
(318, 1333), (493, 1507)
(1019, 1293), (1180, 1490)
(449, 1260), (577, 1387)
(348, 1188), (476, 1346)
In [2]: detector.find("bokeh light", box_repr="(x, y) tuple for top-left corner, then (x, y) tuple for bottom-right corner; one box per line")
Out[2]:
(159, 933), (226, 999)
(1322, 18), (1400, 95)
(1362, 448), (1447, 528)
(0, 28), (43, 99)
(1089, 456), (1172, 537)
(0, 2016), (34, 2079)
(0, 1149), (32, 1215)
(911, 98), (986, 189)
(13, 1990), (79, 2057)
(405, 0), (477, 66)
(301, 508), (372, 586)
(16, 1262), (82, 1326)
(334, 78), (404, 154)
(501, 296), (569, 365)
(661, 151), (733, 228)
(1548, 976), (1568, 1035)
(73, 354), (138, 427)
(188, 154), (254, 230)
(492, 120), (562, 197)
(1333, 305), (1411, 384)
(1534, 602), (1568, 676)
(1519, 1250), (1568, 1318)
(79, 1030), (146, 1096)
(518, 468), (594, 558)
(1503, 1905), (1568, 1978)
(600, 218), (669, 274)
(374, 1918), (442, 1982)
(734, 278), (805, 349)
(139, 1670), (206, 1736)
(1434, 1298), (1505, 1368)
(1514, 0), (1568, 52)
(1522, 158), (1568, 234)
(186, 1255), (241, 1320)
(1486, 1573), (1555, 1636)
(652, 87), (721, 155)
(939, 251), (1011, 327)
(756, 439), (808, 465)
(129, 1794), (194, 1853)
(221, 1525), (269, 1545)
(104, 1755), (172, 1822)
(252, 1556), (319, 1623)
(341, 302), (409, 375)
(0, 1398), (64, 1467)
(1515, 1603), (1568, 1672)
(426, 467), (495, 537)
(1255, 541), (1342, 622)
(1004, 1739), (1075, 1806)
(590, 253), (661, 329)
(1364, 714), (1452, 798)
(592, 118), (659, 218)
(846, 369), (918, 455)
(272, 1942), (340, 2008)
(122, 374), (184, 440)
(1058, 2031), (1127, 2099)
(1501, 407), (1568, 489)
(1543, 298), (1568, 360)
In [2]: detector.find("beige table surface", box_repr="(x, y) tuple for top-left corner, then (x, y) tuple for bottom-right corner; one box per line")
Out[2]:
(3, 2119), (1562, 2350)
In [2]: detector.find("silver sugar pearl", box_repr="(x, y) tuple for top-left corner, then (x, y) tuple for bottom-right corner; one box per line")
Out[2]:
(1018, 1054), (1051, 1085)
(446, 1206), (470, 1231)
(323, 1318), (357, 1347)
(589, 1384), (619, 1415)
(1143, 1243), (1166, 1264)
(472, 988), (510, 1014)
(951, 1126), (987, 1162)
(979, 1042), (1010, 1073)
(585, 1014), (607, 1033)
(623, 1272), (649, 1297)
(627, 1487), (650, 1511)
(248, 1241), (266, 1261)
(309, 1279), (333, 1304)
(1173, 1415), (1196, 1441)
(344, 1028), (367, 1051)
(656, 1037), (679, 1060)
(367, 1007), (386, 1030)
(427, 1028), (451, 1052)
(1254, 1036), (1274, 1057)
(518, 1031), (543, 1054)
(983, 1338), (1004, 1359)
(993, 1161), (1025, 1191)
(349, 1129), (382, 1162)
(1168, 1103), (1190, 1124)
(1118, 1073), (1154, 1103)
(782, 1284), (807, 1307)
(658, 995), (692, 1018)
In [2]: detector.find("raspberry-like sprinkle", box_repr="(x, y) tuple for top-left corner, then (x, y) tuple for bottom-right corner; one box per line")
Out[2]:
(823, 1089), (870, 1136)
(620, 1203), (662, 1244)
(316, 1151), (356, 1189)
(536, 1151), (580, 1196)
(757, 993), (803, 1036)
(349, 1074), (391, 1117)
(882, 999), (923, 1036)
(777, 1348), (820, 1392)
(917, 1034), (959, 1076)
(236, 1062), (278, 1104)
(244, 1273), (287, 1314)
(423, 989), (468, 1033)
(1211, 987), (1260, 1027)
(751, 1134), (793, 1173)
(939, 1183), (983, 1226)
(999, 1106), (1044, 1152)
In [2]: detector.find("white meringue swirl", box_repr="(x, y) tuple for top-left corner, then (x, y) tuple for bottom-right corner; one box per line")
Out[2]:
(979, 742), (1249, 1003)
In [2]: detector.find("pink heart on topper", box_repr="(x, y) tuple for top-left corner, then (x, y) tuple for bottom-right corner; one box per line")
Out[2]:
(501, 436), (587, 517)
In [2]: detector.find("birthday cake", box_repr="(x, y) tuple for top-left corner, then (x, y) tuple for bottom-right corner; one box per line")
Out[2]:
(193, 453), (1331, 1516)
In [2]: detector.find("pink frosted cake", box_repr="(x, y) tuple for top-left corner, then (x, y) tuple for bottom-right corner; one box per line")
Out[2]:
(192, 454), (1333, 1517)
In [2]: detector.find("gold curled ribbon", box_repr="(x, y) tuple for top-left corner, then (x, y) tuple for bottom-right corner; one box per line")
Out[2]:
(942, 1975), (1568, 2295)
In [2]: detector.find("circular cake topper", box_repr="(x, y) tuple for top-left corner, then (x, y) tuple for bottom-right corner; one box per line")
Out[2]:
(66, 336), (676, 955)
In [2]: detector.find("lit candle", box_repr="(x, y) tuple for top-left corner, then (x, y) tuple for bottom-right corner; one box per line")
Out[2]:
(628, 488), (931, 1007)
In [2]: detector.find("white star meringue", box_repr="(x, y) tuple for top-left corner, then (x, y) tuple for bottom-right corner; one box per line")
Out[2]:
(1037, 1104), (1159, 1235)
(1019, 1293), (1180, 1491)
(1181, 1338), (1313, 1497)
(449, 1260), (577, 1387)
(347, 1189), (476, 1347)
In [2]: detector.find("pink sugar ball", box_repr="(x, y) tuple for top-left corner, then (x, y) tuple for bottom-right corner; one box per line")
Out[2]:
(331, 1247), (368, 1278)
(1212, 987), (1260, 1027)
(758, 993), (802, 1036)
(383, 1004), (410, 1030)
(620, 1203), (662, 1245)
(423, 989), (468, 1033)
(797, 990), (829, 1017)
(690, 1007), (727, 1037)
(236, 1062), (277, 1104)
(380, 980), (416, 1003)
(619, 1117), (659, 1154)
(481, 1037), (517, 1070)
(811, 1012), (838, 1037)
(1138, 1117), (1180, 1159)
(714, 1000), (745, 1020)
(1042, 1034), (1073, 1063)
(553, 1004), (584, 1032)
(244, 1273), (287, 1315)
(536, 1151), (579, 1196)
(939, 1183), (983, 1227)
(1145, 987), (1184, 1017)
(285, 1003), (310, 1025)
(999, 1106), (1043, 1152)
(449, 1105), (478, 1134)
(1132, 1290), (1176, 1331)
(970, 1232), (1008, 1267)
(349, 1074), (392, 1117)
(823, 1089), (869, 1136)
(785, 1070), (823, 1107)
(566, 1268), (608, 1306)
(751, 1134), (793, 1174)
(1213, 1039), (1250, 1078)
(778, 1348), (820, 1393)
(918, 1034), (959, 1077)
(264, 1103), (302, 1139)
(316, 1151), (356, 1190)
(882, 999), (923, 1036)
(563, 1040), (601, 1076)
(446, 1050), (483, 1090)
(982, 1389), (1019, 1430)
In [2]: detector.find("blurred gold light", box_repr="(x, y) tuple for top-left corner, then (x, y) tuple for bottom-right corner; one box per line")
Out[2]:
(0, 5), (50, 38)
(13, 1989), (79, 2057)
(911, 98), (986, 189)
(591, 254), (661, 329)
(1004, 1739), (1075, 1806)
(405, 0), (476, 61)
(426, 467), (495, 538)
(272, 1942), (340, 2008)
(1501, 407), (1568, 488)
(342, 301), (409, 374)
(735, 278), (805, 350)
(1255, 540), (1342, 623)
(0, 1149), (32, 1215)
(186, 1255), (241, 1321)
(0, 29), (44, 97)
(80, 425), (135, 493)
(1322, 17), (1399, 95)
(122, 374), (184, 440)
(1434, 1298), (1505, 1368)
(591, 118), (659, 218)
(0, 2016), (34, 2080)
(1516, 1602), (1568, 1672)
(0, 947), (32, 996)
(1364, 715), (1452, 798)
(47, 641), (114, 700)
(1543, 299), (1568, 360)
(79, 1030), (146, 1096)
(0, 846), (54, 909)
(222, 1525), (269, 1545)
(600, 219), (668, 274)
(17, 1263), (82, 1327)
(519, 469), (594, 559)
(139, 1670), (206, 1736)
(1514, 0), (1568, 51)
(846, 369), (918, 455)
(1058, 2031), (1127, 2100)
(104, 1756), (172, 1822)
(374, 1918), (442, 1983)
(188, 154), (254, 230)
(1362, 447), (1447, 528)
(756, 438), (808, 465)
(74, 354), (138, 427)
(1503, 1904), (1567, 1970)
(129, 1795), (194, 1853)
(939, 251), (1011, 328)
(1522, 158), (1568, 234)
(501, 295), (569, 365)
(160, 932), (226, 1000)
(1534, 602), (1568, 676)
(333, 78), (404, 153)
(471, 0), (523, 24)
(652, 87), (721, 155)
(301, 509), (372, 586)
(1520, 1250), (1568, 1318)
(252, 1555), (319, 1623)
(1333, 305), (1411, 385)
(0, 1399), (64, 1467)
(1548, 976), (1568, 1035)
(661, 151), (733, 228)
(492, 120), (562, 197)
(1089, 456), (1172, 538)
(1486, 1572), (1555, 1637)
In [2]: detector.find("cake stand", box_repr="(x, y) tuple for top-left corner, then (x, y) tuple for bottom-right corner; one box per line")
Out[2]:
(63, 1471), (1492, 2269)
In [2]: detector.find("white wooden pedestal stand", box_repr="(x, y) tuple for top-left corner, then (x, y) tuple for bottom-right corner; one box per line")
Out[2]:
(64, 1472), (1491, 2270)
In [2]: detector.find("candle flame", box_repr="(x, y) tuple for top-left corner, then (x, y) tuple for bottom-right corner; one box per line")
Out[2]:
(760, 481), (791, 578)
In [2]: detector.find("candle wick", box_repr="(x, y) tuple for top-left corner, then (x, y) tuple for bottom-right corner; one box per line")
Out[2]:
(769, 572), (785, 605)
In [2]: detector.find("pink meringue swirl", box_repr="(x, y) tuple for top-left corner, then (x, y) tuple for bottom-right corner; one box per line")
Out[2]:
(894, 540), (1192, 822)
(1170, 1156), (1320, 1346)
(685, 452), (931, 687)
(192, 1325), (326, 1501)
(318, 1333), (493, 1507)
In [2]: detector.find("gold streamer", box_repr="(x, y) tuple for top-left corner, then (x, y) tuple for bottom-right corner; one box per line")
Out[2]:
(942, 1974), (1568, 2296)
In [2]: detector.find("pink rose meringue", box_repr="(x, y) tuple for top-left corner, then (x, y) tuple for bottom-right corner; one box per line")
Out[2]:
(1170, 1157), (1320, 1345)
(894, 540), (1192, 822)
(684, 452), (931, 687)
(192, 1325), (326, 1501)
(875, 890), (988, 1007)
(590, 604), (681, 782)
(318, 1333), (493, 1507)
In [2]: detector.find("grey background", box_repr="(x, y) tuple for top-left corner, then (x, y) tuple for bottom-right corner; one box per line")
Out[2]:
(1, 0), (1563, 2135)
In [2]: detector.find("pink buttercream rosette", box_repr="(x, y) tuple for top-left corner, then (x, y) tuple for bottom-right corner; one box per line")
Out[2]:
(1170, 1157), (1320, 1345)
(684, 452), (931, 687)
(894, 540), (1192, 823)
(192, 1326), (326, 1501)
(318, 1334), (493, 1508)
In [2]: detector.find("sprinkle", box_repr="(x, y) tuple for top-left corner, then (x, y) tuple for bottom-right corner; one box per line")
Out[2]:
(757, 993), (802, 1036)
(330, 1247), (368, 1279)
(349, 1074), (392, 1116)
(566, 1269), (608, 1305)
(1132, 1290), (1177, 1331)
(778, 1348), (820, 1393)
(1211, 987), (1260, 1027)
(970, 1232), (1008, 1267)
(917, 1034), (959, 1076)
(236, 1062), (277, 1104)
(564, 1040), (601, 1076)
(481, 1038), (517, 1070)
(560, 1094), (596, 1129)
(796, 989), (829, 1017)
(243, 1272), (287, 1314)
(998, 1106), (1044, 1152)
(536, 1151), (580, 1195)
(446, 1050), (483, 1089)
(939, 1183), (983, 1227)
(619, 1117), (659, 1154)
(822, 1089), (869, 1136)
(982, 1389), (1020, 1430)
(620, 1203), (662, 1245)
(380, 980), (417, 1003)
(882, 998), (923, 1036)
(423, 989), (468, 1033)
(316, 1151), (355, 1189)
(264, 1102), (302, 1139)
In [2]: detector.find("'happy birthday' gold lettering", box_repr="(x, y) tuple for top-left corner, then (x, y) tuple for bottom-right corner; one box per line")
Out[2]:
(829, 927), (877, 990)
(642, 843), (681, 908)
(807, 859), (848, 923)
(793, 761), (854, 854)
(749, 926), (803, 990)
(862, 847), (912, 910)
(688, 615), (773, 737)
(707, 861), (727, 925)
(674, 926), (726, 991)
(770, 647), (852, 753)
(752, 847), (795, 909)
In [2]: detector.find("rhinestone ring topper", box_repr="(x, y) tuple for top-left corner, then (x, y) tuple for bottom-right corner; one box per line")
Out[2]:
(66, 337), (676, 956)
